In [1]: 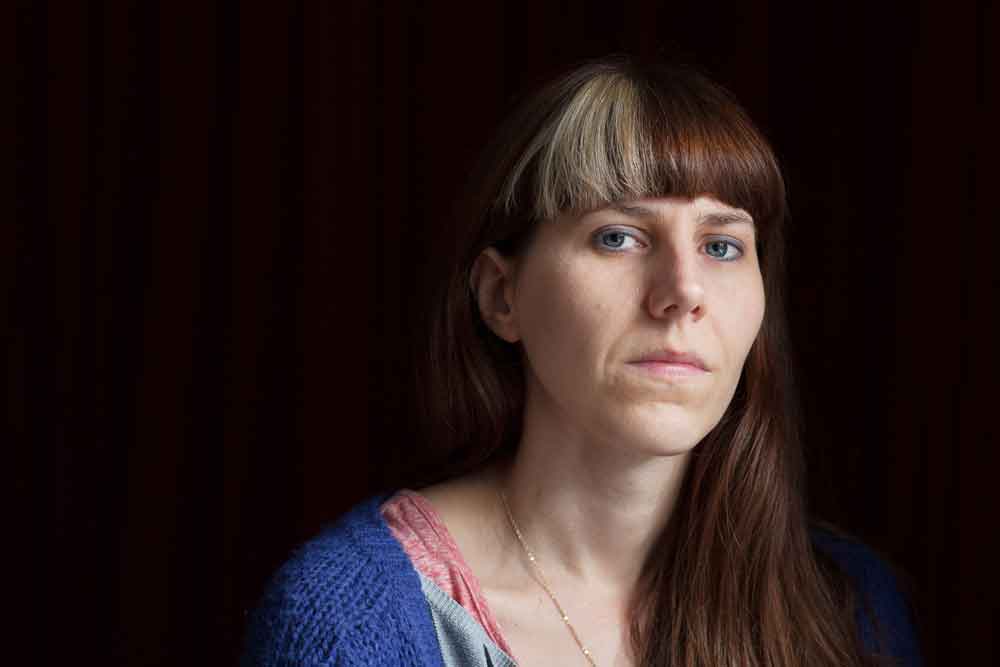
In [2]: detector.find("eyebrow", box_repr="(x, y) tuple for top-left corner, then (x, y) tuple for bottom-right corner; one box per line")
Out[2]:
(611, 204), (755, 227)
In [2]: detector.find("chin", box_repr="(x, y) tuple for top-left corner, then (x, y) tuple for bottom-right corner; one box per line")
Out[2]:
(595, 417), (707, 459)
(635, 434), (704, 458)
(611, 404), (717, 457)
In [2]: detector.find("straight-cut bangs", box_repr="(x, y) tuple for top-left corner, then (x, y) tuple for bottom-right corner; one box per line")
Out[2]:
(495, 59), (786, 245)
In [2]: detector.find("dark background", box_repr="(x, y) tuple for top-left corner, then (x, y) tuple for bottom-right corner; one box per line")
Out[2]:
(14, 1), (991, 665)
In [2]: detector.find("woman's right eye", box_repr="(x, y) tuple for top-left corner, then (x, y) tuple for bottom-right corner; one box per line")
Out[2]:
(594, 228), (644, 251)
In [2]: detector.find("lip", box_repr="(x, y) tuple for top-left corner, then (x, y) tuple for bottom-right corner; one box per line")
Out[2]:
(628, 360), (708, 379)
(629, 349), (709, 371)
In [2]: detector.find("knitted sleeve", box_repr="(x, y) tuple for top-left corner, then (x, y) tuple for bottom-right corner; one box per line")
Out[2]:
(241, 497), (445, 667)
(810, 527), (924, 667)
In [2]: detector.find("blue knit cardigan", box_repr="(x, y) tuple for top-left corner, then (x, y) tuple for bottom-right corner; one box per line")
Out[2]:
(241, 493), (923, 666)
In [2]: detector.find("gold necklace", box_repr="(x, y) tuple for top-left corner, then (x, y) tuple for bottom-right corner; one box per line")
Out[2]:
(498, 488), (599, 667)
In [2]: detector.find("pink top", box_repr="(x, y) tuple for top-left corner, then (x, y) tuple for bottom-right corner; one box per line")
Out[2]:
(380, 489), (514, 656)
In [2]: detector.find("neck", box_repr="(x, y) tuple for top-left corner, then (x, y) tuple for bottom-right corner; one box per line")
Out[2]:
(493, 408), (691, 597)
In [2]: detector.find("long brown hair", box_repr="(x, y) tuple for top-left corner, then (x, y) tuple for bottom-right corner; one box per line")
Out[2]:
(412, 56), (892, 666)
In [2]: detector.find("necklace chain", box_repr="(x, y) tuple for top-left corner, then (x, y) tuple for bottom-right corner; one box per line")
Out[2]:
(498, 489), (599, 667)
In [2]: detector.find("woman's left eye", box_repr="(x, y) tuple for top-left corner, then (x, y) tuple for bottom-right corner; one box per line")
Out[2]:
(704, 239), (743, 261)
(594, 228), (644, 251)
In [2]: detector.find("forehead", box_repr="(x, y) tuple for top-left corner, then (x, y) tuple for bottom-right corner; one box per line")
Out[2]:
(608, 196), (754, 225)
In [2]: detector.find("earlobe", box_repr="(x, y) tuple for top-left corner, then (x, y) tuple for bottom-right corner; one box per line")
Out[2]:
(470, 248), (520, 343)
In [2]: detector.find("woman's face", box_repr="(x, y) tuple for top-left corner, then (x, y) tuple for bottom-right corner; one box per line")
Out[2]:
(479, 195), (765, 457)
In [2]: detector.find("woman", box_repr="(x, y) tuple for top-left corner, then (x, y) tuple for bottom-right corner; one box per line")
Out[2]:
(242, 57), (922, 666)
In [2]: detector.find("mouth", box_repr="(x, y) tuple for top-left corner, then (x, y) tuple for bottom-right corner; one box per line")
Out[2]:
(627, 360), (709, 379)
(629, 349), (709, 372)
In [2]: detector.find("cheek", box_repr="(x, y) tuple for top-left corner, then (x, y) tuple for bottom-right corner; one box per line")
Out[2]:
(721, 279), (766, 367)
(515, 262), (617, 379)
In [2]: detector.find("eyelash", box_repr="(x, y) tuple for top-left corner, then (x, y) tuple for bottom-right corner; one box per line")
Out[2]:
(592, 227), (745, 262)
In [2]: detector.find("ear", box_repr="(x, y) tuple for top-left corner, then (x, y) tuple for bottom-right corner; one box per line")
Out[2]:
(470, 247), (521, 343)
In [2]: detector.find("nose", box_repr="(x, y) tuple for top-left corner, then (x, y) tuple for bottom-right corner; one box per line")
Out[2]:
(646, 245), (706, 321)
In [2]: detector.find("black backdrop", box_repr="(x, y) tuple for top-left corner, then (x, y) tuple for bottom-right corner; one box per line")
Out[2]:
(15, 1), (992, 665)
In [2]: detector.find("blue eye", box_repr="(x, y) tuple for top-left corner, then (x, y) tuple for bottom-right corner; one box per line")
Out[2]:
(595, 228), (643, 251)
(705, 239), (743, 261)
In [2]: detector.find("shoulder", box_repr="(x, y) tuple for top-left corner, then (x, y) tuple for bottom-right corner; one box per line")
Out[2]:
(241, 493), (444, 667)
(809, 523), (923, 666)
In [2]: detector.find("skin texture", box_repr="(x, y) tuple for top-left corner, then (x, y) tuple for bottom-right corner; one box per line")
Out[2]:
(421, 195), (765, 666)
